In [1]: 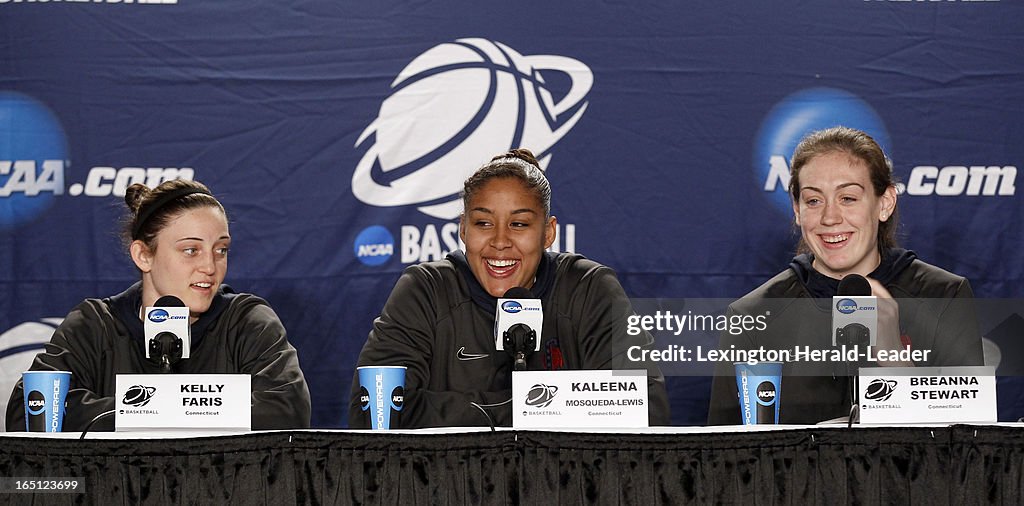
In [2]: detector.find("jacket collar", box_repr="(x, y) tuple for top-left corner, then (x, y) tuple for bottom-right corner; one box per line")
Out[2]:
(789, 247), (918, 299)
(447, 250), (558, 313)
(106, 281), (237, 348)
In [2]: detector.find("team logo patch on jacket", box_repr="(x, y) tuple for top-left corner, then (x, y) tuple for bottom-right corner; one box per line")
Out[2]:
(545, 339), (565, 370)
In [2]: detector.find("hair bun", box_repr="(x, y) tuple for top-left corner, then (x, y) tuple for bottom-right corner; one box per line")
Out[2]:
(491, 148), (540, 168)
(124, 183), (151, 213)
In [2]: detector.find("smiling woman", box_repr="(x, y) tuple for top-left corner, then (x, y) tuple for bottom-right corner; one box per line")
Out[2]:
(6, 180), (310, 432)
(459, 153), (556, 298)
(707, 126), (984, 425)
(349, 149), (670, 429)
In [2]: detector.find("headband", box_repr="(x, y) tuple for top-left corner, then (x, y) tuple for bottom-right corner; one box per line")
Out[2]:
(131, 187), (213, 240)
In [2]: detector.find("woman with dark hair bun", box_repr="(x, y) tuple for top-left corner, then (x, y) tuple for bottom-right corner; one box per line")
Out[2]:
(707, 126), (984, 425)
(349, 148), (670, 428)
(6, 179), (310, 431)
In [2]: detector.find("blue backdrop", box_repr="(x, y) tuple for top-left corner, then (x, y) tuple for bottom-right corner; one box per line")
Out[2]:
(2, 0), (1022, 427)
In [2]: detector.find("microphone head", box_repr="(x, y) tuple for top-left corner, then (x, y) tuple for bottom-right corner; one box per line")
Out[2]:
(837, 274), (872, 296)
(502, 287), (535, 299)
(154, 295), (186, 307)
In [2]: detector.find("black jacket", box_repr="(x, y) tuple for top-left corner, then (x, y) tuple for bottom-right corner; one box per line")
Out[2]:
(349, 252), (671, 428)
(6, 282), (311, 431)
(708, 251), (984, 425)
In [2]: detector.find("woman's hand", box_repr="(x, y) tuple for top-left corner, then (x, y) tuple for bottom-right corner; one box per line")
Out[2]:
(865, 277), (914, 367)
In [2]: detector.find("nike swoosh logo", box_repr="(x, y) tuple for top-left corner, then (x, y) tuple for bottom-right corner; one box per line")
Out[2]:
(457, 346), (489, 361)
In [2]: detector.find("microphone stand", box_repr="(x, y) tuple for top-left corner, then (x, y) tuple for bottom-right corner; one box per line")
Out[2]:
(503, 323), (537, 371)
(476, 319), (535, 429)
(149, 332), (183, 373)
(837, 324), (869, 427)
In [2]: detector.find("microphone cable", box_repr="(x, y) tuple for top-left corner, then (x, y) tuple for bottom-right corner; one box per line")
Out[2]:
(469, 398), (512, 432)
(79, 409), (116, 439)
(845, 351), (858, 427)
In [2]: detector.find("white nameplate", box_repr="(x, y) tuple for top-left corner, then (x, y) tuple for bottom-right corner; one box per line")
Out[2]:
(858, 366), (996, 424)
(512, 370), (649, 429)
(115, 374), (251, 431)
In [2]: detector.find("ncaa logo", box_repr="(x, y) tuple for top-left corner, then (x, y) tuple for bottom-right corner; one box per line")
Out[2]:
(754, 87), (890, 214)
(755, 381), (777, 406)
(354, 225), (395, 266)
(147, 308), (170, 323)
(352, 38), (593, 219)
(25, 390), (47, 415)
(0, 91), (69, 230)
(836, 298), (858, 314)
(501, 300), (523, 313)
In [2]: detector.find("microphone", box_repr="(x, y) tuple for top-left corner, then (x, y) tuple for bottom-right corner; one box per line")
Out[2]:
(832, 274), (878, 347)
(831, 274), (878, 426)
(144, 295), (191, 373)
(494, 287), (543, 371)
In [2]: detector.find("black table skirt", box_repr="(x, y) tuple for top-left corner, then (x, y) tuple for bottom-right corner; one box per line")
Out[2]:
(2, 425), (1022, 505)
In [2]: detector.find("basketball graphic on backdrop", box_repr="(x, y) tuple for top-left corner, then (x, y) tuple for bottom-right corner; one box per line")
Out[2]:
(0, 318), (63, 419)
(352, 38), (593, 219)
